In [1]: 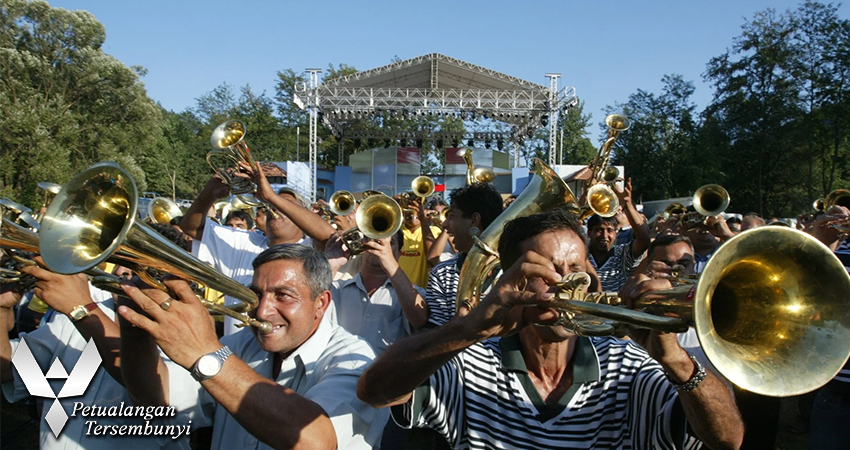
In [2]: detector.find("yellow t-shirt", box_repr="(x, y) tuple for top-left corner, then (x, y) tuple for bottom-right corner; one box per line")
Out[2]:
(399, 226), (441, 288)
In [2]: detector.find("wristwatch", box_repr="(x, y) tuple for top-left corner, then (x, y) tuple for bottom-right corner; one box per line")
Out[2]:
(664, 354), (707, 393)
(68, 303), (99, 322)
(191, 346), (233, 381)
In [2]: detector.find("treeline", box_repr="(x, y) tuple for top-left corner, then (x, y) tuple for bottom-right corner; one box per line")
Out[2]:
(2, 0), (848, 218)
(610, 2), (850, 217)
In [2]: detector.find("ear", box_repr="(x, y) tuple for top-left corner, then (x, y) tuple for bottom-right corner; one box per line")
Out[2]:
(314, 290), (332, 319)
(471, 212), (482, 229)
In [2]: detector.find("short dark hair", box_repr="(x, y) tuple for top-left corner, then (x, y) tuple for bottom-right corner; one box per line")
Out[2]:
(426, 198), (448, 210)
(725, 216), (742, 225)
(225, 210), (254, 229)
(449, 183), (503, 229)
(498, 208), (587, 270)
(586, 214), (618, 231)
(252, 244), (332, 298)
(649, 234), (694, 257)
(148, 222), (190, 251)
(169, 216), (183, 226)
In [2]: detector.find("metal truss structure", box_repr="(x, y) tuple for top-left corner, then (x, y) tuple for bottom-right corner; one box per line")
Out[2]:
(293, 54), (578, 194)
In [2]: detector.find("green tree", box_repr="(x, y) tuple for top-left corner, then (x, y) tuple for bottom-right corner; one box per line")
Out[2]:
(0, 0), (160, 207)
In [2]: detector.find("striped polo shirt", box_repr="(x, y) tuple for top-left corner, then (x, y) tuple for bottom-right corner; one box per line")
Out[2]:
(425, 255), (462, 327)
(589, 243), (643, 292)
(392, 335), (702, 450)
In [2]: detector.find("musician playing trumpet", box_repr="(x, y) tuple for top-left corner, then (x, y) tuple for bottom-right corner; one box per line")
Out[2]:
(358, 208), (743, 450)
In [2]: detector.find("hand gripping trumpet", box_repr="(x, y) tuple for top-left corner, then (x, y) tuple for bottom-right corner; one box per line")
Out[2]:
(207, 120), (278, 219)
(546, 226), (850, 397)
(38, 162), (272, 334)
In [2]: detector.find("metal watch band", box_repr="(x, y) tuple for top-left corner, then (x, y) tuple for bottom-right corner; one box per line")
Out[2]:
(665, 354), (706, 393)
(214, 345), (233, 362)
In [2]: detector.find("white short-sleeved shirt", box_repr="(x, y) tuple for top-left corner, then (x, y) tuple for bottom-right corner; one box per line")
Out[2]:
(3, 296), (189, 450)
(192, 219), (311, 335)
(329, 273), (425, 354)
(167, 315), (388, 450)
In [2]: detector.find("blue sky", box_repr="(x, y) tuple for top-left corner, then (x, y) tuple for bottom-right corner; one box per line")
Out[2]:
(48, 0), (850, 134)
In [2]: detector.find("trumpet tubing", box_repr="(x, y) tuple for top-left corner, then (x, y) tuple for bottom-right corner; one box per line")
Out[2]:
(340, 194), (403, 255)
(329, 190), (356, 216)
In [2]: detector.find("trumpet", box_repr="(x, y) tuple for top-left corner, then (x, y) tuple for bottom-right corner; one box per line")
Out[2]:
(427, 209), (449, 226)
(339, 194), (403, 255)
(38, 162), (272, 333)
(825, 189), (850, 210)
(207, 120), (278, 219)
(0, 198), (40, 230)
(677, 184), (731, 230)
(581, 114), (630, 218)
(546, 226), (850, 397)
(411, 176), (435, 199)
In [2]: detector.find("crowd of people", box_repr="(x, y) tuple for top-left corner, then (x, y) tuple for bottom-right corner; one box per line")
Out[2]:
(2, 160), (849, 450)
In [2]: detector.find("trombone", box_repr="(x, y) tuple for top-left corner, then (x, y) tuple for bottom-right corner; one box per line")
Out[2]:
(547, 226), (850, 397)
(206, 120), (278, 219)
(38, 162), (272, 333)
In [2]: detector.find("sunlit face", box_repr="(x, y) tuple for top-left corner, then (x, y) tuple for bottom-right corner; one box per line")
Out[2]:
(588, 222), (617, 253)
(226, 217), (248, 230)
(517, 228), (588, 342)
(651, 241), (696, 275)
(444, 206), (475, 252)
(255, 209), (267, 233)
(265, 193), (303, 241)
(249, 259), (329, 356)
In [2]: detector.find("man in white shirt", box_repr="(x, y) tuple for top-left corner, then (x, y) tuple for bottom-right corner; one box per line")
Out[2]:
(328, 229), (428, 354)
(118, 244), (387, 449)
(181, 166), (335, 335)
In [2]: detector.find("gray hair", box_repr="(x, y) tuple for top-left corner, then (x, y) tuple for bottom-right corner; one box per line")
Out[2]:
(252, 244), (332, 298)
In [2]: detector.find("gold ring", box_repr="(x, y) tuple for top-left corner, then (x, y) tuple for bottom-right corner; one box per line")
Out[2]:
(160, 299), (173, 311)
(460, 299), (474, 310)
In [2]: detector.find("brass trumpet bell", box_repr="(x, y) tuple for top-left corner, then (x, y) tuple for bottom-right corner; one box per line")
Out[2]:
(663, 202), (687, 219)
(586, 184), (620, 218)
(813, 198), (825, 212)
(329, 190), (356, 216)
(340, 194), (403, 255)
(147, 197), (183, 224)
(411, 176), (435, 198)
(693, 184), (730, 217)
(39, 162), (271, 333)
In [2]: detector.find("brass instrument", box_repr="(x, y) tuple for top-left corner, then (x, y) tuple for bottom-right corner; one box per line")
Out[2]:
(38, 162), (271, 333)
(0, 198), (40, 230)
(678, 184), (731, 230)
(35, 182), (62, 222)
(663, 202), (687, 219)
(457, 148), (496, 185)
(814, 198), (825, 211)
(411, 176), (435, 199)
(360, 190), (384, 200)
(582, 114), (630, 218)
(206, 120), (278, 218)
(456, 158), (579, 312)
(428, 209), (449, 226)
(547, 226), (850, 397)
(329, 190), (356, 216)
(339, 194), (403, 255)
(825, 189), (850, 210)
(147, 197), (183, 224)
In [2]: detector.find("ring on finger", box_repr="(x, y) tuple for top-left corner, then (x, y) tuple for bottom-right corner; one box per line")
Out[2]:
(160, 299), (173, 311)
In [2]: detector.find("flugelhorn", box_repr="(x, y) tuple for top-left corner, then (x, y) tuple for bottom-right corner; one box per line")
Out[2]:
(38, 162), (271, 333)
(329, 190), (356, 216)
(581, 114), (630, 218)
(456, 158), (579, 312)
(339, 194), (403, 255)
(207, 120), (278, 218)
(547, 226), (850, 397)
(147, 197), (183, 224)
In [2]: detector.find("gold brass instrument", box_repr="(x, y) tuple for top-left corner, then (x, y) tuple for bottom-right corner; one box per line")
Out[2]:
(456, 158), (579, 312)
(360, 190), (384, 200)
(546, 226), (850, 397)
(814, 198), (826, 211)
(207, 120), (278, 219)
(678, 184), (731, 230)
(663, 202), (687, 219)
(825, 189), (850, 210)
(329, 190), (356, 216)
(339, 194), (403, 255)
(0, 198), (40, 230)
(582, 114), (630, 218)
(412, 176), (435, 199)
(427, 208), (449, 226)
(457, 148), (496, 185)
(147, 197), (183, 224)
(38, 162), (272, 333)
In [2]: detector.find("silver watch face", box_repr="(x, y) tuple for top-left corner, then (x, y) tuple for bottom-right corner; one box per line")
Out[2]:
(197, 354), (221, 377)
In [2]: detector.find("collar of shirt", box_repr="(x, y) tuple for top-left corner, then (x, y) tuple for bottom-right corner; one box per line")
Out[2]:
(336, 273), (393, 293)
(275, 314), (335, 388)
(498, 334), (601, 384)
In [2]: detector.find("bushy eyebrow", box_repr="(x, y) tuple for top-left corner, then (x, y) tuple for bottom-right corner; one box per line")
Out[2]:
(249, 284), (301, 297)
